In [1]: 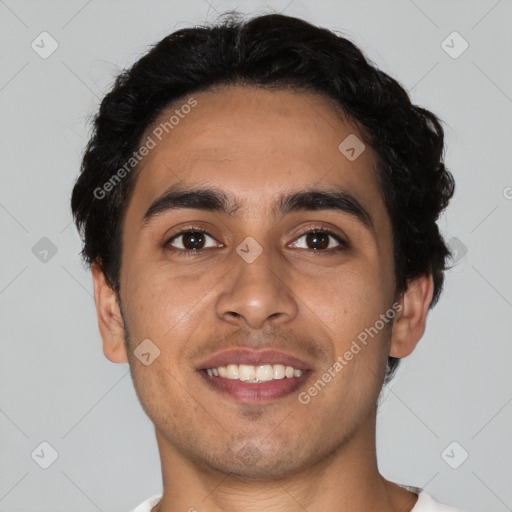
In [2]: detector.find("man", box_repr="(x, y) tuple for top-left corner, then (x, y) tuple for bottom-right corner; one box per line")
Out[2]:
(71, 12), (462, 512)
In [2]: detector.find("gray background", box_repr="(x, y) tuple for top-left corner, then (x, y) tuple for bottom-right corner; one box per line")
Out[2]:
(1, 0), (511, 511)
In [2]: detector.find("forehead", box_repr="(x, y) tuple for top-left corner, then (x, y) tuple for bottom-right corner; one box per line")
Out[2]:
(125, 85), (385, 224)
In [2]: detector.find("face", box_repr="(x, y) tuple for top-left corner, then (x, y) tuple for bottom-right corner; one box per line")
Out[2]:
(95, 85), (424, 479)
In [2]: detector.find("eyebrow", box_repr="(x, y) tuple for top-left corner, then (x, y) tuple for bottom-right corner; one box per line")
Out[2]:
(142, 183), (373, 231)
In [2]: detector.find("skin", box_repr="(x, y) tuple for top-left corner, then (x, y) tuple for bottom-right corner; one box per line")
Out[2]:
(91, 85), (433, 512)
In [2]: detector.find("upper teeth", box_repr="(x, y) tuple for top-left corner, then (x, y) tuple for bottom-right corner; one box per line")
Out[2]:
(205, 364), (303, 382)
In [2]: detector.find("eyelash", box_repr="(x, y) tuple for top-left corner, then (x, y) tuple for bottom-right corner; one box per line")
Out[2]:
(163, 225), (349, 256)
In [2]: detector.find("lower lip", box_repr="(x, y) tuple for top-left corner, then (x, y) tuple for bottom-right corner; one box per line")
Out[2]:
(199, 371), (310, 402)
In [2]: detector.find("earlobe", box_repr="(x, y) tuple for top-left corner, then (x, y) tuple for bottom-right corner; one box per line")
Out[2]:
(389, 273), (434, 359)
(91, 262), (128, 364)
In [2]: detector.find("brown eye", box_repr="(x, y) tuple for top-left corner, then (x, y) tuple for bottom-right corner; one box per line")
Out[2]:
(290, 229), (347, 252)
(304, 232), (330, 250)
(166, 230), (219, 251)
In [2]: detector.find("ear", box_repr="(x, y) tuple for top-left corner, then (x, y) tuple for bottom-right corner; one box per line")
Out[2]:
(390, 273), (434, 359)
(91, 262), (128, 363)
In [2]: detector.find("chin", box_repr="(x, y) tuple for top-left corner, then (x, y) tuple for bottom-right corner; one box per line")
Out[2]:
(192, 440), (323, 481)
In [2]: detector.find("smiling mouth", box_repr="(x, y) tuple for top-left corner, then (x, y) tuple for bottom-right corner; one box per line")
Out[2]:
(198, 363), (311, 402)
(196, 348), (313, 402)
(203, 363), (304, 383)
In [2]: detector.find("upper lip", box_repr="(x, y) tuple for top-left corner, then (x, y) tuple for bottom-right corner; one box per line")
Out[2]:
(197, 349), (312, 371)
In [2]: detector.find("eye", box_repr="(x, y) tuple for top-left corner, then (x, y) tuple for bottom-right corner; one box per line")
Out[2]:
(165, 229), (222, 252)
(289, 228), (347, 252)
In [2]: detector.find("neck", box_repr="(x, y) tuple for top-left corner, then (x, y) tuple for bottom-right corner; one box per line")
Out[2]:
(151, 408), (418, 512)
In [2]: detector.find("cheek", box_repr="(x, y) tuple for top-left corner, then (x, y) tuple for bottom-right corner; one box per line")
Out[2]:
(318, 263), (389, 322)
(307, 264), (393, 378)
(121, 260), (220, 344)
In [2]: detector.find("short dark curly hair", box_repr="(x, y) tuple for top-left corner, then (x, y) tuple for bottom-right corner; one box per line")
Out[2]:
(71, 11), (455, 384)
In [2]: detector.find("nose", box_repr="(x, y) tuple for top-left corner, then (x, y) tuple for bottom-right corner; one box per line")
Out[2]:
(215, 245), (299, 330)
